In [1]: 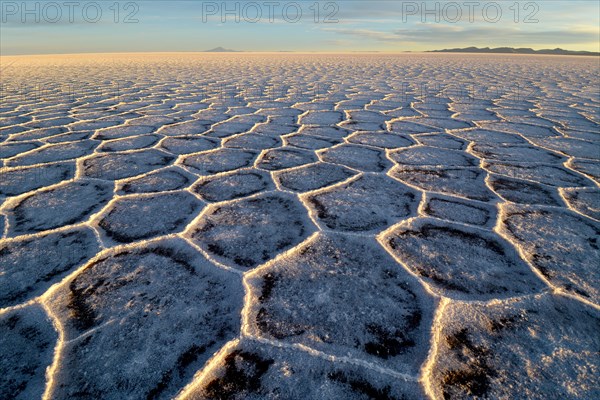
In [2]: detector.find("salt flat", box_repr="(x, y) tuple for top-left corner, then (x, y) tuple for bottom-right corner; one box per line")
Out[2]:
(0, 53), (599, 399)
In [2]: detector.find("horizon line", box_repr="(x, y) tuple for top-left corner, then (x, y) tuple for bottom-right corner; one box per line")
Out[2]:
(3, 50), (599, 58)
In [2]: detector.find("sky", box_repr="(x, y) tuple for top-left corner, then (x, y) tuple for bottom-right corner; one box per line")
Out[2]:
(1, 1), (599, 55)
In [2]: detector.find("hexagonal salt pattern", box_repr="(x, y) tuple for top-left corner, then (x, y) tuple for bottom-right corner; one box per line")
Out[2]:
(180, 339), (426, 400)
(0, 227), (100, 307)
(244, 233), (435, 375)
(1, 54), (599, 399)
(192, 169), (274, 202)
(382, 219), (546, 301)
(81, 149), (175, 180)
(428, 295), (599, 400)
(97, 191), (204, 244)
(305, 174), (419, 233)
(45, 239), (243, 400)
(0, 163), (75, 197)
(187, 193), (315, 270)
(0, 305), (58, 400)
(498, 205), (600, 303)
(5, 180), (113, 236)
(274, 162), (357, 192)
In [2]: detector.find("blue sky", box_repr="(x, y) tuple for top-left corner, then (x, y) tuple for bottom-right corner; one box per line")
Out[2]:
(1, 1), (599, 55)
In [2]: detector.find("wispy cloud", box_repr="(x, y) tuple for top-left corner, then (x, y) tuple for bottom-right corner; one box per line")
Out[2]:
(323, 25), (599, 47)
(322, 28), (400, 42)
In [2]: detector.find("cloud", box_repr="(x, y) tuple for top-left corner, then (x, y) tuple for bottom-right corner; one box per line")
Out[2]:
(322, 28), (400, 42)
(395, 25), (599, 44)
(323, 24), (599, 47)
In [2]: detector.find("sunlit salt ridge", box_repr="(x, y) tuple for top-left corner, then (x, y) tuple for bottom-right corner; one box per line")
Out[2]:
(0, 53), (599, 400)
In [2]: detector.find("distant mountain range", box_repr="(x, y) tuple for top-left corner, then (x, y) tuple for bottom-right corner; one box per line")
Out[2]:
(203, 47), (241, 53)
(201, 46), (599, 56)
(428, 47), (599, 56)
